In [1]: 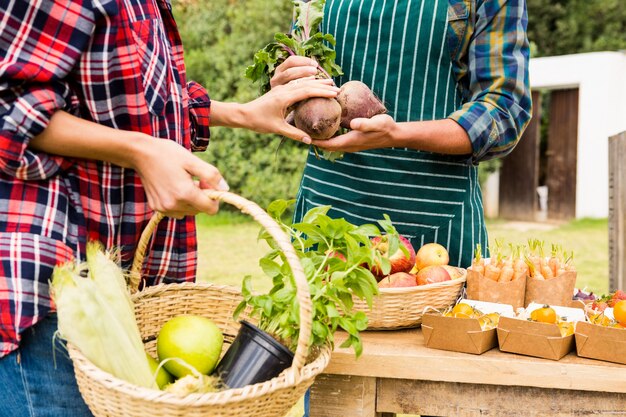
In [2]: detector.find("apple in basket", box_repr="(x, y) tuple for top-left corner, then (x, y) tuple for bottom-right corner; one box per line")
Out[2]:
(412, 243), (449, 272)
(441, 265), (465, 280)
(156, 315), (224, 378)
(370, 234), (416, 279)
(415, 265), (451, 286)
(378, 272), (417, 288)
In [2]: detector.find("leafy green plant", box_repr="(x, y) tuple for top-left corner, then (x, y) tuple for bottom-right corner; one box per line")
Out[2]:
(234, 199), (403, 357)
(245, 0), (346, 161)
(245, 0), (342, 94)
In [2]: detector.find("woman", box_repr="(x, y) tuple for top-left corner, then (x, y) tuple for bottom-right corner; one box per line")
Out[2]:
(0, 1), (338, 415)
(271, 0), (532, 414)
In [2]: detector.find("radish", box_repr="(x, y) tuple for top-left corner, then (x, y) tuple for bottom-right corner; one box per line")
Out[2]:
(246, 0), (386, 148)
(293, 97), (342, 140)
(336, 81), (387, 128)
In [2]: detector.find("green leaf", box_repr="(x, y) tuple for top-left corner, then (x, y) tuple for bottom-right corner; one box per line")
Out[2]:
(301, 205), (331, 224)
(292, 223), (325, 240)
(233, 300), (247, 320)
(354, 312), (369, 331)
(262, 297), (273, 316)
(325, 303), (340, 318)
(274, 287), (295, 303)
(340, 334), (363, 358)
(353, 224), (380, 238)
(259, 257), (282, 278)
(338, 317), (358, 336)
(241, 275), (253, 297)
(267, 199), (295, 220)
(293, 0), (326, 37)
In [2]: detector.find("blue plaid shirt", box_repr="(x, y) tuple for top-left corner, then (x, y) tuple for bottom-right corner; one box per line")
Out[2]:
(446, 0), (532, 163)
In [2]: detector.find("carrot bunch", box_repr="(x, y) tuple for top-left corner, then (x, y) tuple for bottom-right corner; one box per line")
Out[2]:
(470, 239), (575, 283)
(524, 239), (575, 280)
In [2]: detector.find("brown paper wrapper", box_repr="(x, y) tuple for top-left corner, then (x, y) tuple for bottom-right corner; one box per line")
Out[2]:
(524, 271), (577, 307)
(465, 269), (526, 309)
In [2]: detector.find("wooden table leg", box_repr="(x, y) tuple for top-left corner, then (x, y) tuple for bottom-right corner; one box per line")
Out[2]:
(310, 374), (378, 417)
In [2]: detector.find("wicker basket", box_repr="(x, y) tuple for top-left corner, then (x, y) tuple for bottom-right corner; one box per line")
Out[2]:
(67, 191), (331, 417)
(353, 270), (467, 329)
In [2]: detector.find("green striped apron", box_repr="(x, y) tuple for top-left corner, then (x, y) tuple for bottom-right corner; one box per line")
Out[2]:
(294, 0), (487, 268)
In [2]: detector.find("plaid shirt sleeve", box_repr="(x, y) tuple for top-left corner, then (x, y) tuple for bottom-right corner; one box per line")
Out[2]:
(0, 1), (96, 179)
(187, 80), (211, 152)
(447, 0), (532, 164)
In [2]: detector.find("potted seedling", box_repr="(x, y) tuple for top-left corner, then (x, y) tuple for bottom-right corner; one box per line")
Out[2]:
(213, 199), (404, 388)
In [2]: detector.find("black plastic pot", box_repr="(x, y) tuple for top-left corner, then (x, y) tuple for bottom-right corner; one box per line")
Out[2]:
(214, 320), (294, 388)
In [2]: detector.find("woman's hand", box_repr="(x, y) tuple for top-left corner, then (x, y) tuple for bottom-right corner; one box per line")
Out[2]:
(130, 138), (229, 219)
(239, 78), (340, 143)
(311, 114), (399, 152)
(270, 56), (320, 88)
(29, 111), (229, 219)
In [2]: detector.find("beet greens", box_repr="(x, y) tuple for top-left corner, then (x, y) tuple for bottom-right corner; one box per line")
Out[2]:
(245, 0), (343, 93)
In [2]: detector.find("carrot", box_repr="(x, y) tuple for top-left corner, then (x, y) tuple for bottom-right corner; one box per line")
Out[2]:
(493, 239), (504, 268)
(564, 251), (576, 272)
(499, 264), (514, 282)
(541, 264), (554, 280)
(548, 244), (561, 276)
(485, 263), (501, 281)
(472, 244), (485, 275)
(524, 255), (542, 280)
(510, 245), (527, 281)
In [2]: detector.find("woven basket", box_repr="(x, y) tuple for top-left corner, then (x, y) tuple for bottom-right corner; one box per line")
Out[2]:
(353, 270), (467, 329)
(68, 191), (331, 417)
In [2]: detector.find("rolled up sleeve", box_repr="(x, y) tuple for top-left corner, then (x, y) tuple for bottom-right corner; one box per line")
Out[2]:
(448, 0), (532, 164)
(0, 0), (94, 179)
(187, 81), (211, 152)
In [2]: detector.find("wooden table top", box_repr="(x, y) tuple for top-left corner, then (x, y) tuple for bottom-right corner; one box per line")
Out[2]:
(327, 328), (626, 394)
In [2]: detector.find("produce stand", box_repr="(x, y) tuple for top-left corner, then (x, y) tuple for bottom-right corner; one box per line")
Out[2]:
(309, 329), (626, 417)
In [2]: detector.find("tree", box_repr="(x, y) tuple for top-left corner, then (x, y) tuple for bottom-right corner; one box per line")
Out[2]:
(527, 0), (626, 57)
(173, 0), (305, 209)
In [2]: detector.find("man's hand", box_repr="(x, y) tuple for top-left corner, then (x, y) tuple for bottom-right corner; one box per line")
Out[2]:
(311, 114), (398, 152)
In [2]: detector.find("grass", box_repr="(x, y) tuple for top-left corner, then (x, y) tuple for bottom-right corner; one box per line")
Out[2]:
(195, 213), (609, 417)
(196, 213), (610, 294)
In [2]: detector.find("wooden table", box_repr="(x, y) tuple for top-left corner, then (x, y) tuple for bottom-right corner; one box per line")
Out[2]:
(310, 329), (626, 417)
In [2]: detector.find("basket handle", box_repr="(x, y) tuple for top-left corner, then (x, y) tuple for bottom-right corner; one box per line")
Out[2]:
(129, 190), (312, 375)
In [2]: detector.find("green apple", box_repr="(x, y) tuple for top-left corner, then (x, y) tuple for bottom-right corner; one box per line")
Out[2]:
(156, 315), (224, 378)
(146, 352), (174, 389)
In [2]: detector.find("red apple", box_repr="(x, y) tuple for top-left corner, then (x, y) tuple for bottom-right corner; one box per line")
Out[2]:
(378, 272), (417, 288)
(415, 265), (451, 286)
(326, 250), (346, 262)
(370, 235), (416, 279)
(441, 265), (464, 280)
(414, 243), (449, 272)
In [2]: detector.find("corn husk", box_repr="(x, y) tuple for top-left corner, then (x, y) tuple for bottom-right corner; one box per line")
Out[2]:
(51, 242), (155, 388)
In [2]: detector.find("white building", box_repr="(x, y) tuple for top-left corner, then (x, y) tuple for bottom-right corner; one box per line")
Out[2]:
(485, 51), (626, 220)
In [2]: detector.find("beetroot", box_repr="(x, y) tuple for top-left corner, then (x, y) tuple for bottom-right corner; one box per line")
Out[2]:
(293, 97), (342, 140)
(336, 81), (387, 128)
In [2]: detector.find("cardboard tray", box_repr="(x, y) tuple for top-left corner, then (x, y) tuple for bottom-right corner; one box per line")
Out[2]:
(525, 271), (577, 307)
(466, 269), (526, 309)
(575, 321), (626, 365)
(422, 313), (498, 355)
(496, 316), (575, 360)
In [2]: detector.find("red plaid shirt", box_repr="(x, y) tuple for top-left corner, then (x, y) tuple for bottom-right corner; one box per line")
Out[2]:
(0, 0), (212, 356)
